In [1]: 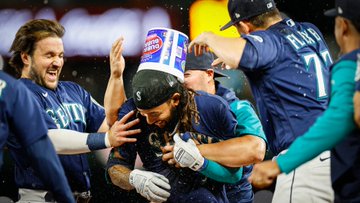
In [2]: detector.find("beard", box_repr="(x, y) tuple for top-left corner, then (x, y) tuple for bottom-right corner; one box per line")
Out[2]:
(29, 64), (58, 90)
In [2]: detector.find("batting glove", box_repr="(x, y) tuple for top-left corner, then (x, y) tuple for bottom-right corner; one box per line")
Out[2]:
(173, 132), (208, 171)
(129, 169), (171, 202)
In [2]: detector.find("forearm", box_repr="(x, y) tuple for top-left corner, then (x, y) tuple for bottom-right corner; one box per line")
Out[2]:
(48, 129), (110, 154)
(203, 32), (245, 68)
(198, 136), (266, 167)
(108, 165), (133, 190)
(104, 75), (126, 126)
(200, 160), (243, 184)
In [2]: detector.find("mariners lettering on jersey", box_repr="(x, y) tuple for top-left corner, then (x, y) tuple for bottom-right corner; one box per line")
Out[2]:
(0, 79), (6, 98)
(149, 131), (173, 157)
(46, 103), (86, 128)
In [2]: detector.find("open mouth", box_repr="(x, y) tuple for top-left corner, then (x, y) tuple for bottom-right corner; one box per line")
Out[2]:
(46, 71), (57, 81)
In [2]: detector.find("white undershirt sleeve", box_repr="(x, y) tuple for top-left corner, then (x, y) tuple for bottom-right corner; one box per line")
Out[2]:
(48, 129), (91, 155)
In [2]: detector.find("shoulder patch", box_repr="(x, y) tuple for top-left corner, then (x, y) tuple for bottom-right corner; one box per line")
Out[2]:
(247, 34), (263, 43)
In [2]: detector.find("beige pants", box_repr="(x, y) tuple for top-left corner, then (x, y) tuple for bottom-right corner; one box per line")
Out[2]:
(17, 188), (55, 203)
(272, 151), (334, 203)
(17, 189), (90, 203)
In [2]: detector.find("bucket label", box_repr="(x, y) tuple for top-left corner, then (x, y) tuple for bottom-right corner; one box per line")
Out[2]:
(143, 34), (163, 55)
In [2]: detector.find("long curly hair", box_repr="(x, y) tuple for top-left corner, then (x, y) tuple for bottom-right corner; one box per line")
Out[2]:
(176, 84), (200, 133)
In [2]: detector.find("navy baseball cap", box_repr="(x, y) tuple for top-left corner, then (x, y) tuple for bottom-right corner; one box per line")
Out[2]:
(185, 51), (229, 78)
(132, 69), (181, 109)
(324, 0), (360, 24)
(221, 0), (276, 31)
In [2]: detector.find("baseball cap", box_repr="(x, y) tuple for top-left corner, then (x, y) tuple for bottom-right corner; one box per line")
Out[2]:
(185, 51), (229, 78)
(132, 69), (181, 109)
(324, 0), (360, 24)
(220, 0), (276, 31)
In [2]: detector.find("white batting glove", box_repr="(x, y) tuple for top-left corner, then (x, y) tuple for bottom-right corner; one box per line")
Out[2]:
(173, 133), (208, 171)
(129, 169), (171, 202)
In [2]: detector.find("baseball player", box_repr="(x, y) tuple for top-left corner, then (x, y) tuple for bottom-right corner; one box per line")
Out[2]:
(161, 50), (267, 203)
(0, 71), (74, 203)
(7, 19), (139, 202)
(250, 0), (360, 202)
(189, 0), (334, 202)
(107, 69), (243, 202)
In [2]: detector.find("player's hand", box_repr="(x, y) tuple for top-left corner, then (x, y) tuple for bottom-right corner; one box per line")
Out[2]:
(161, 144), (181, 167)
(107, 110), (141, 147)
(129, 169), (171, 202)
(110, 36), (125, 78)
(248, 160), (281, 189)
(212, 57), (232, 70)
(188, 32), (212, 56)
(173, 133), (207, 171)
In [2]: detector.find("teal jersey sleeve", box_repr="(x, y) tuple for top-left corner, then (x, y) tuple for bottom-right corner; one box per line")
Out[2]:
(277, 60), (357, 173)
(200, 159), (243, 184)
(230, 100), (267, 144)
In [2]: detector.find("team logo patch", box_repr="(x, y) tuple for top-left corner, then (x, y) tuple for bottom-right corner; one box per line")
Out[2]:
(136, 91), (142, 101)
(247, 34), (263, 42)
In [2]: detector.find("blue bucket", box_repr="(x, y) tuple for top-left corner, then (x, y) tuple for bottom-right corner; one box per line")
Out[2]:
(138, 27), (189, 83)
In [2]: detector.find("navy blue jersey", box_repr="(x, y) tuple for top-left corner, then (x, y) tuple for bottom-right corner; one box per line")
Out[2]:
(0, 71), (74, 202)
(107, 92), (237, 203)
(9, 78), (105, 192)
(0, 72), (47, 167)
(239, 18), (332, 154)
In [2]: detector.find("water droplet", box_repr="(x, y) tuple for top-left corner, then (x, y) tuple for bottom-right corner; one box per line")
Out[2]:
(72, 70), (78, 77)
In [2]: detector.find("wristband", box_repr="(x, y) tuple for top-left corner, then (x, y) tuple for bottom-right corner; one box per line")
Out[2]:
(86, 133), (106, 150)
(104, 132), (111, 147)
(198, 158), (209, 172)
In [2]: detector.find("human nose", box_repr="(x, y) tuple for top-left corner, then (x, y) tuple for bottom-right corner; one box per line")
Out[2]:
(52, 57), (63, 67)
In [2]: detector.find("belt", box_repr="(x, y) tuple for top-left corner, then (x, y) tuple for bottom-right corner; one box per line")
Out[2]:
(18, 188), (91, 203)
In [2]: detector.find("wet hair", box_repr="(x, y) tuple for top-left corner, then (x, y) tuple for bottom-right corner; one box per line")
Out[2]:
(8, 19), (65, 78)
(247, 8), (281, 28)
(176, 84), (200, 133)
